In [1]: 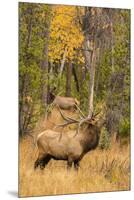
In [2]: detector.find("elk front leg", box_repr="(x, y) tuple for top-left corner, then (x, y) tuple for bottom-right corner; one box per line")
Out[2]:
(67, 157), (73, 170)
(74, 160), (80, 170)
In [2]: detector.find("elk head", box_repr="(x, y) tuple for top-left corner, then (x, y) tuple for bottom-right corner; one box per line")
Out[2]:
(55, 105), (102, 137)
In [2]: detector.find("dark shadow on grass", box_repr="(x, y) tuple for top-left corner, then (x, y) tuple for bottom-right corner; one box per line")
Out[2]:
(7, 191), (18, 197)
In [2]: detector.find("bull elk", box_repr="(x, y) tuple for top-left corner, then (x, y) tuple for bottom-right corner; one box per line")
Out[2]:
(34, 108), (102, 170)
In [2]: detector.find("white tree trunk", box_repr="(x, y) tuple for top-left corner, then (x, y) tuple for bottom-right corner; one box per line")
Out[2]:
(88, 47), (96, 118)
(59, 46), (67, 77)
(84, 38), (96, 119)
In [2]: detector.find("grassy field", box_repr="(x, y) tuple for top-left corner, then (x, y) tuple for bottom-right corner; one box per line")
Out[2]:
(19, 108), (130, 197)
(19, 135), (130, 197)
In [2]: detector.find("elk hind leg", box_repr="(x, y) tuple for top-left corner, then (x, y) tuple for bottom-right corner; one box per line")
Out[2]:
(40, 155), (51, 170)
(34, 153), (47, 170)
(34, 158), (41, 169)
(74, 160), (80, 170)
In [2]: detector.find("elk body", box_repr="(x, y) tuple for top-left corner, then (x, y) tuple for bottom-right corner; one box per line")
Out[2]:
(53, 96), (80, 110)
(34, 119), (100, 170)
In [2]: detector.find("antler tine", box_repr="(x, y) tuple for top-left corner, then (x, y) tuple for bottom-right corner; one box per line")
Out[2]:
(54, 120), (78, 129)
(73, 123), (81, 137)
(73, 117), (89, 137)
(65, 116), (79, 123)
(75, 104), (86, 119)
(54, 105), (80, 130)
(57, 105), (79, 123)
(93, 110), (101, 118)
(57, 105), (70, 121)
(56, 105), (92, 138)
(73, 112), (99, 138)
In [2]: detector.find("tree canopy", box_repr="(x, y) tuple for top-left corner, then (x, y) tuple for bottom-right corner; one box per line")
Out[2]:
(19, 3), (130, 140)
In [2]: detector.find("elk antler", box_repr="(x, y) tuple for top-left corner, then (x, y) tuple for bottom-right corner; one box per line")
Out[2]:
(73, 117), (91, 137)
(92, 110), (101, 118)
(54, 105), (79, 129)
(55, 105), (101, 138)
(58, 106), (79, 123)
(53, 106), (80, 141)
(74, 104), (86, 119)
(73, 110), (101, 137)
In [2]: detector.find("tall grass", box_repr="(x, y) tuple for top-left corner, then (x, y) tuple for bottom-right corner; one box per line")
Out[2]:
(19, 108), (130, 197)
(19, 137), (130, 197)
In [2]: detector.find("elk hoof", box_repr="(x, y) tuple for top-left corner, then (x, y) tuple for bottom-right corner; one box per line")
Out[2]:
(34, 160), (39, 170)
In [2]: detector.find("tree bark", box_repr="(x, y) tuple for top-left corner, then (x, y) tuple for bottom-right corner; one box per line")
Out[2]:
(19, 6), (33, 136)
(110, 16), (115, 73)
(88, 46), (96, 118)
(41, 11), (51, 110)
(95, 42), (102, 95)
(72, 64), (79, 92)
(83, 35), (95, 118)
(59, 46), (67, 77)
(81, 7), (96, 118)
(66, 61), (72, 97)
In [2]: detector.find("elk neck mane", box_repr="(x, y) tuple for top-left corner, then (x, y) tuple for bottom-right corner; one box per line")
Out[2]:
(79, 123), (100, 153)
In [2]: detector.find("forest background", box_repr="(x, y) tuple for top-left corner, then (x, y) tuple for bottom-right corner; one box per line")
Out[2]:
(19, 3), (130, 144)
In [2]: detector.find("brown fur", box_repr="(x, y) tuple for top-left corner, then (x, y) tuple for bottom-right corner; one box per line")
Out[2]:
(34, 123), (100, 170)
(53, 96), (80, 110)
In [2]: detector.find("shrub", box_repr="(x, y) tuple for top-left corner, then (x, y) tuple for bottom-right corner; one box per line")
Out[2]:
(99, 127), (110, 150)
(118, 118), (130, 138)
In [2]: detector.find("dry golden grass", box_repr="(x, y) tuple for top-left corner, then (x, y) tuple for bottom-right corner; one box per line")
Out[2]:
(19, 108), (130, 197)
(19, 137), (130, 197)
